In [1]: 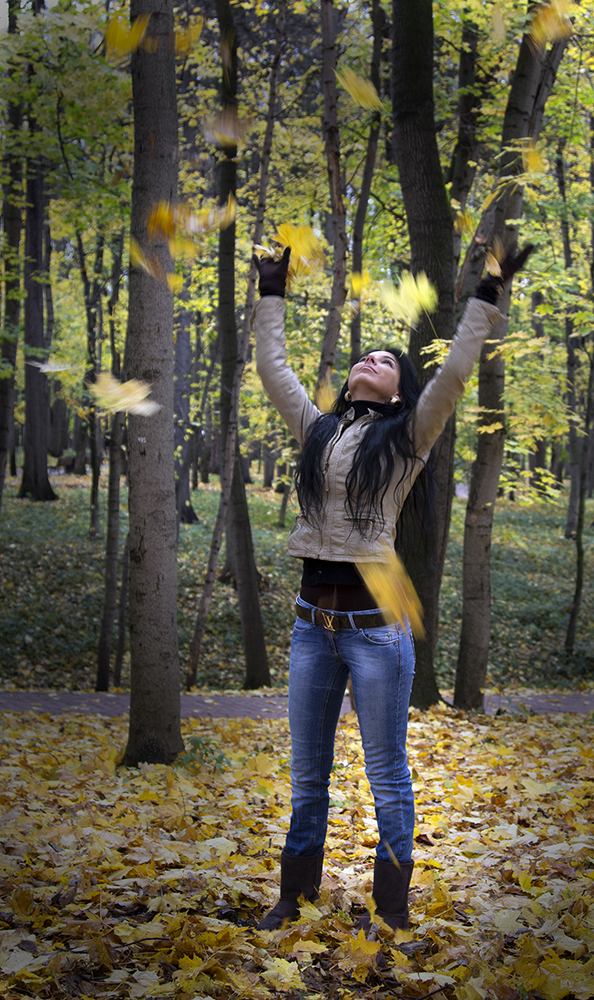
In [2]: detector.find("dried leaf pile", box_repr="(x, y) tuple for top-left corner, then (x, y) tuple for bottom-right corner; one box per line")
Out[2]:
(1, 705), (593, 999)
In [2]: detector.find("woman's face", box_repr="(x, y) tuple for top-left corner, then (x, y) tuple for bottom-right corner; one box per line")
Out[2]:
(348, 351), (401, 403)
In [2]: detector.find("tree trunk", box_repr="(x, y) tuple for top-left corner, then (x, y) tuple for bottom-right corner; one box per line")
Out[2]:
(96, 410), (125, 691)
(565, 348), (594, 654)
(122, 0), (183, 766)
(74, 415), (87, 474)
(76, 231), (105, 538)
(454, 33), (569, 710)
(318, 0), (348, 387)
(0, 0), (22, 518)
(349, 0), (382, 367)
(174, 296), (198, 525)
(392, 0), (455, 708)
(19, 153), (57, 502)
(113, 534), (130, 689)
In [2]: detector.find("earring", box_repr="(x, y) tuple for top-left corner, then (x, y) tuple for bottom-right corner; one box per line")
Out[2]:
(345, 390), (352, 403)
(389, 395), (400, 404)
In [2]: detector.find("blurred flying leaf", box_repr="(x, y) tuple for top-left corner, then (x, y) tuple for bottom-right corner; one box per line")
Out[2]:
(485, 253), (502, 278)
(522, 139), (544, 175)
(129, 236), (165, 282)
(147, 197), (236, 255)
(356, 547), (424, 638)
(167, 273), (184, 294)
(26, 361), (74, 373)
(380, 271), (438, 326)
(454, 210), (473, 235)
(203, 108), (249, 148)
(105, 14), (151, 57)
(335, 66), (382, 110)
(315, 376), (336, 414)
(147, 202), (176, 242)
(90, 372), (161, 416)
(491, 3), (505, 44)
(530, 0), (573, 49)
(256, 224), (325, 288)
(175, 17), (203, 58)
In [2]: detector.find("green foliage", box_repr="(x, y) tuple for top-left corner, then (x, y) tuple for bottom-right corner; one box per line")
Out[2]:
(0, 470), (592, 693)
(175, 732), (230, 772)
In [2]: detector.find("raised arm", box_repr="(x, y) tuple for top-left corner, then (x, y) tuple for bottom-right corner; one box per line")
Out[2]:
(411, 245), (534, 456)
(252, 249), (320, 445)
(253, 296), (321, 445)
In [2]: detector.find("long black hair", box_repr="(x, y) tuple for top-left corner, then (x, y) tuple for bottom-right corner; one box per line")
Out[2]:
(294, 348), (434, 550)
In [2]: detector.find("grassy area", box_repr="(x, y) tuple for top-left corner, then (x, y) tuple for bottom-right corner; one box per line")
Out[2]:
(0, 468), (592, 692)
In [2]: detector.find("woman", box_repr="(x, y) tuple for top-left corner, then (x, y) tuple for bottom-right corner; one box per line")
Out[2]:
(253, 245), (531, 932)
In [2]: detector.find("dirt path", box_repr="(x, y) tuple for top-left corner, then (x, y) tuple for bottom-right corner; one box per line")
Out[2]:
(1, 689), (593, 719)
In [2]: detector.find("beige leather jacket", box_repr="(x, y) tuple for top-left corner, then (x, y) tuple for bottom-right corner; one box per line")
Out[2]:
(254, 295), (502, 564)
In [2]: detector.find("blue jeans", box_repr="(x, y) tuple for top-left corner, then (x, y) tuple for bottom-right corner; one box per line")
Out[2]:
(285, 597), (415, 864)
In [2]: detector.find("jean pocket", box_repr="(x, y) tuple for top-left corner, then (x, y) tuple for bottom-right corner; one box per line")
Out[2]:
(360, 626), (401, 645)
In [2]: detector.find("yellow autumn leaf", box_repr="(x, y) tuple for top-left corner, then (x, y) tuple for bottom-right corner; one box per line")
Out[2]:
(356, 547), (424, 638)
(315, 375), (336, 413)
(261, 957), (303, 990)
(336, 66), (382, 110)
(89, 372), (162, 417)
(129, 236), (165, 282)
(203, 108), (249, 148)
(167, 273), (184, 294)
(147, 202), (176, 242)
(454, 209), (473, 235)
(380, 271), (438, 326)
(256, 223), (325, 287)
(183, 194), (237, 234)
(530, 0), (573, 49)
(522, 139), (544, 175)
(105, 14), (151, 57)
(175, 17), (203, 58)
(485, 252), (502, 278)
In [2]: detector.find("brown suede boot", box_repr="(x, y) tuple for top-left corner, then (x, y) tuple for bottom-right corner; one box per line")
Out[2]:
(257, 850), (324, 931)
(357, 858), (414, 931)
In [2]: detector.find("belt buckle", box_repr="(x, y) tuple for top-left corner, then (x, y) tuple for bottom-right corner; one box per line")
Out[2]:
(321, 611), (335, 632)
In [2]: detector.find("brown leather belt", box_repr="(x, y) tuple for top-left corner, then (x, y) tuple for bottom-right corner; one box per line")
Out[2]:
(296, 604), (387, 631)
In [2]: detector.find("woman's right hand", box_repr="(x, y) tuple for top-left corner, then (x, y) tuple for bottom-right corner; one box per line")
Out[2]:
(252, 246), (291, 298)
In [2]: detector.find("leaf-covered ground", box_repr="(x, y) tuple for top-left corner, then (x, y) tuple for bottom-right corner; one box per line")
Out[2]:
(1, 706), (593, 999)
(0, 471), (592, 692)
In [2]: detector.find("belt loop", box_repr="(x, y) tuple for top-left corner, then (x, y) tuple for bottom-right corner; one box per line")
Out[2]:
(347, 613), (356, 630)
(310, 606), (316, 625)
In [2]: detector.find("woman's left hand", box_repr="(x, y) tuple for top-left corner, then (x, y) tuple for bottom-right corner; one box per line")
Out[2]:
(252, 246), (291, 299)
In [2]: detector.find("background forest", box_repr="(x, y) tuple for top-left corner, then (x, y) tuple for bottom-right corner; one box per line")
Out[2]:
(0, 0), (593, 763)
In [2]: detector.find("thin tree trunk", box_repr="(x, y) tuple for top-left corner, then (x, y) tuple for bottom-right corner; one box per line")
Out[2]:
(565, 348), (594, 654)
(454, 33), (569, 710)
(349, 0), (382, 368)
(187, 0), (283, 690)
(96, 410), (125, 690)
(113, 534), (130, 688)
(318, 0), (348, 387)
(392, 0), (455, 708)
(174, 294), (198, 525)
(19, 151), (57, 502)
(0, 0), (22, 518)
(76, 231), (105, 538)
(122, 0), (183, 766)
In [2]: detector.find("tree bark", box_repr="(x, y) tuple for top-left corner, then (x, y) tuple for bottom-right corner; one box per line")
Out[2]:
(76, 231), (105, 538)
(96, 410), (125, 691)
(392, 0), (455, 708)
(454, 33), (569, 710)
(565, 347), (594, 654)
(19, 155), (57, 502)
(318, 0), (348, 387)
(174, 296), (198, 525)
(0, 0), (22, 518)
(122, 0), (183, 766)
(349, 0), (382, 368)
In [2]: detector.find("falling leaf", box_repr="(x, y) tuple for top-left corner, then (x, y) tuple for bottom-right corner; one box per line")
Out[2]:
(485, 252), (502, 278)
(356, 546), (424, 638)
(522, 138), (544, 175)
(492, 3), (505, 44)
(147, 202), (176, 242)
(25, 361), (72, 373)
(315, 376), (336, 413)
(203, 108), (249, 148)
(89, 372), (162, 416)
(454, 209), (473, 235)
(380, 271), (438, 326)
(256, 223), (325, 288)
(129, 236), (166, 282)
(167, 273), (184, 294)
(530, 0), (573, 49)
(175, 17), (203, 58)
(105, 14), (151, 57)
(335, 66), (382, 110)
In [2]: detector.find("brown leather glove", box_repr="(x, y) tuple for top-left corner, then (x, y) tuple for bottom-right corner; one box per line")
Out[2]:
(475, 244), (535, 304)
(252, 246), (291, 298)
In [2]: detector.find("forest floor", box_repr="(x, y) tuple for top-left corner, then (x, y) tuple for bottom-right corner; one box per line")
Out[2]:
(0, 466), (593, 695)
